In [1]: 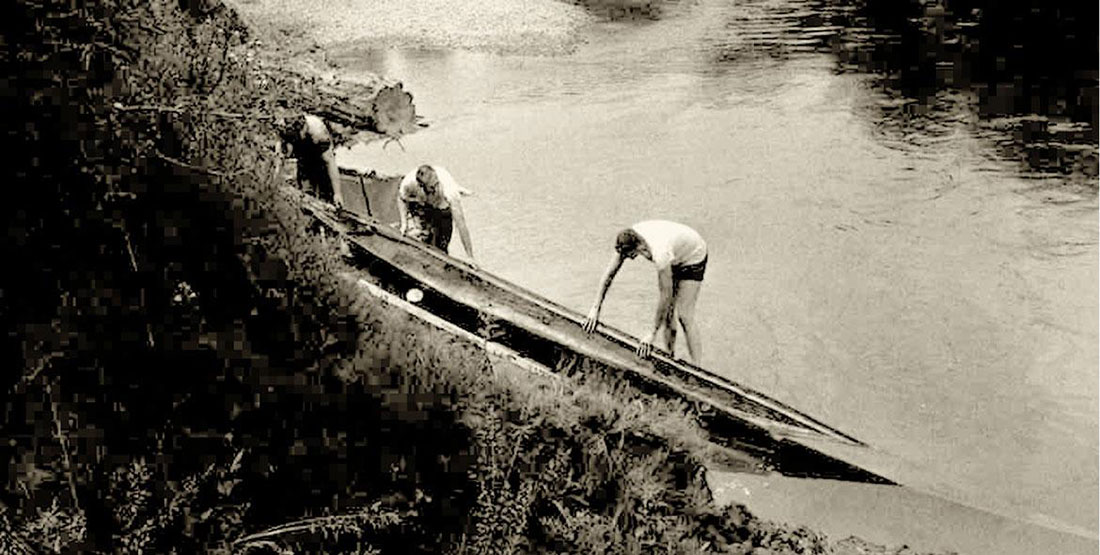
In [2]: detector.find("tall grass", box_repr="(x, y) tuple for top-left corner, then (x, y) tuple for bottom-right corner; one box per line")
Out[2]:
(0, 1), (949, 553)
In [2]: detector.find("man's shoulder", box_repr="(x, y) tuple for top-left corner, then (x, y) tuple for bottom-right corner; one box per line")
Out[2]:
(301, 114), (331, 142)
(398, 172), (420, 200)
(632, 220), (677, 240)
(402, 166), (426, 186)
(635, 220), (701, 241)
(635, 219), (693, 230)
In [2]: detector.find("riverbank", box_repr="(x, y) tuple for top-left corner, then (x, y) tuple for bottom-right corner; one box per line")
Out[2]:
(233, 2), (957, 552)
(221, 1), (1091, 553)
(5, 1), (948, 553)
(333, 165), (1098, 555)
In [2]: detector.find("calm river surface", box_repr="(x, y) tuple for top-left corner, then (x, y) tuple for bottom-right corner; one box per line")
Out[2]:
(341, 0), (1098, 543)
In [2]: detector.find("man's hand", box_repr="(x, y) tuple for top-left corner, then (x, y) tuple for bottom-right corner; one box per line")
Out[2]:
(333, 196), (346, 211)
(581, 308), (599, 333)
(636, 331), (657, 358)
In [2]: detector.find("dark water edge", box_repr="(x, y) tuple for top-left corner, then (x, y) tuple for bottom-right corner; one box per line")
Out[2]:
(574, 0), (1099, 185)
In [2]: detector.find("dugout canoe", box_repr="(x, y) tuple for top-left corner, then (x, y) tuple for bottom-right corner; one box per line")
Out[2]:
(289, 175), (901, 485)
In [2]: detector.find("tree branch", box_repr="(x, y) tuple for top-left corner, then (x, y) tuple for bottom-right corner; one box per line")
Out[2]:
(154, 149), (248, 178)
(112, 102), (274, 121)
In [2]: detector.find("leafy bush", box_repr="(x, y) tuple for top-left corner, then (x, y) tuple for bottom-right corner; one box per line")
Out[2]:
(2, 0), (422, 551)
(2, 1), (948, 554)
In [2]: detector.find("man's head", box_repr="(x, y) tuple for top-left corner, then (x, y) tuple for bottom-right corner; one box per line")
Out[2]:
(615, 228), (648, 259)
(415, 165), (439, 194)
(275, 114), (306, 143)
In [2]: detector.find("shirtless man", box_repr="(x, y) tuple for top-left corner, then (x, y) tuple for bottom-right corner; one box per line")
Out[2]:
(283, 114), (345, 209)
(396, 165), (475, 262)
(582, 220), (707, 363)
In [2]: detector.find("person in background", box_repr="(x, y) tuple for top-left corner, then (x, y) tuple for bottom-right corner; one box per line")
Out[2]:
(396, 164), (475, 262)
(281, 114), (345, 209)
(582, 220), (707, 363)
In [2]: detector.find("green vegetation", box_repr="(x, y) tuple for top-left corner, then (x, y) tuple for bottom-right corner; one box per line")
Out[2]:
(2, 1), (946, 553)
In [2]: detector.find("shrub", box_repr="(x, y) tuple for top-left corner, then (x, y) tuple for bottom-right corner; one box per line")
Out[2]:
(2, 1), (947, 554)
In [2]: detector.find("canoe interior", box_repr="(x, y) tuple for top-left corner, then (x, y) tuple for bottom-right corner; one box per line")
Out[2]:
(338, 167), (401, 226)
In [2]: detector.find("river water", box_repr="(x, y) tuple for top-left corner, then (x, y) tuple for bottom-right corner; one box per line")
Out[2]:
(340, 0), (1098, 545)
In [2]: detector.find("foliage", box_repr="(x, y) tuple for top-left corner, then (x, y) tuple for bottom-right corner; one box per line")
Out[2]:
(3, 0), (398, 551)
(2, 1), (949, 554)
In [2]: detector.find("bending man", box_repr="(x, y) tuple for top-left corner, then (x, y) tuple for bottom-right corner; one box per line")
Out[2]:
(582, 220), (707, 363)
(282, 114), (345, 209)
(397, 164), (475, 262)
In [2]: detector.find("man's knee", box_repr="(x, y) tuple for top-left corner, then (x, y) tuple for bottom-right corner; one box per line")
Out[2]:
(677, 312), (695, 331)
(663, 313), (677, 335)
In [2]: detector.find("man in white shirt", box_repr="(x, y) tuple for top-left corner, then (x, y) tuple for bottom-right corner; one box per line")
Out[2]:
(582, 220), (707, 363)
(396, 165), (474, 262)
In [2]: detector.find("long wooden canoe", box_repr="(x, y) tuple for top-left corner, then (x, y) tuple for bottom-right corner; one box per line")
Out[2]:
(290, 176), (900, 485)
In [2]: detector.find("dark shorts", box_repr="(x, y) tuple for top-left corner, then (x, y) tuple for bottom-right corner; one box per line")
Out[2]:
(407, 204), (453, 251)
(295, 141), (336, 202)
(672, 255), (707, 282)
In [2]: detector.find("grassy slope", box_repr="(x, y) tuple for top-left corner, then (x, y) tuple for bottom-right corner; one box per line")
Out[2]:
(0, 1), (947, 553)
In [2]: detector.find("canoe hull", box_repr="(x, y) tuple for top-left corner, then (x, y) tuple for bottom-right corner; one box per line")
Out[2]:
(291, 185), (897, 485)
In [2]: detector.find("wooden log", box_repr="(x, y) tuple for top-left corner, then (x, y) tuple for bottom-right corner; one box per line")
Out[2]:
(263, 62), (419, 141)
(314, 78), (417, 138)
(196, 0), (418, 139)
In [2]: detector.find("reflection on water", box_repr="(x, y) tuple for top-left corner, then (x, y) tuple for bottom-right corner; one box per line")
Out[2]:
(339, 0), (1097, 545)
(574, 0), (1099, 183)
(572, 0), (687, 21)
(697, 0), (1099, 182)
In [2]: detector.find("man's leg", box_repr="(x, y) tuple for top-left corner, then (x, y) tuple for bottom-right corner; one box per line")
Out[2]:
(320, 147), (344, 208)
(674, 279), (702, 363)
(297, 154), (320, 197)
(663, 280), (679, 356)
(433, 209), (454, 253)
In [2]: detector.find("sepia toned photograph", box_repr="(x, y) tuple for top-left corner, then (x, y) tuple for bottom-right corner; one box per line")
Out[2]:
(3, 0), (1096, 553)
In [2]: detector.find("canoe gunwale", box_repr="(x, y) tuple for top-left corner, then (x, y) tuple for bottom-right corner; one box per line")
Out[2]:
(286, 187), (897, 484)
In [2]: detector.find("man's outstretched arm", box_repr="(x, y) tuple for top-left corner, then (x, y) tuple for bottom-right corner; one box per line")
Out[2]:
(582, 254), (625, 333)
(396, 198), (409, 235)
(396, 172), (415, 235)
(321, 148), (344, 209)
(451, 200), (475, 261)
